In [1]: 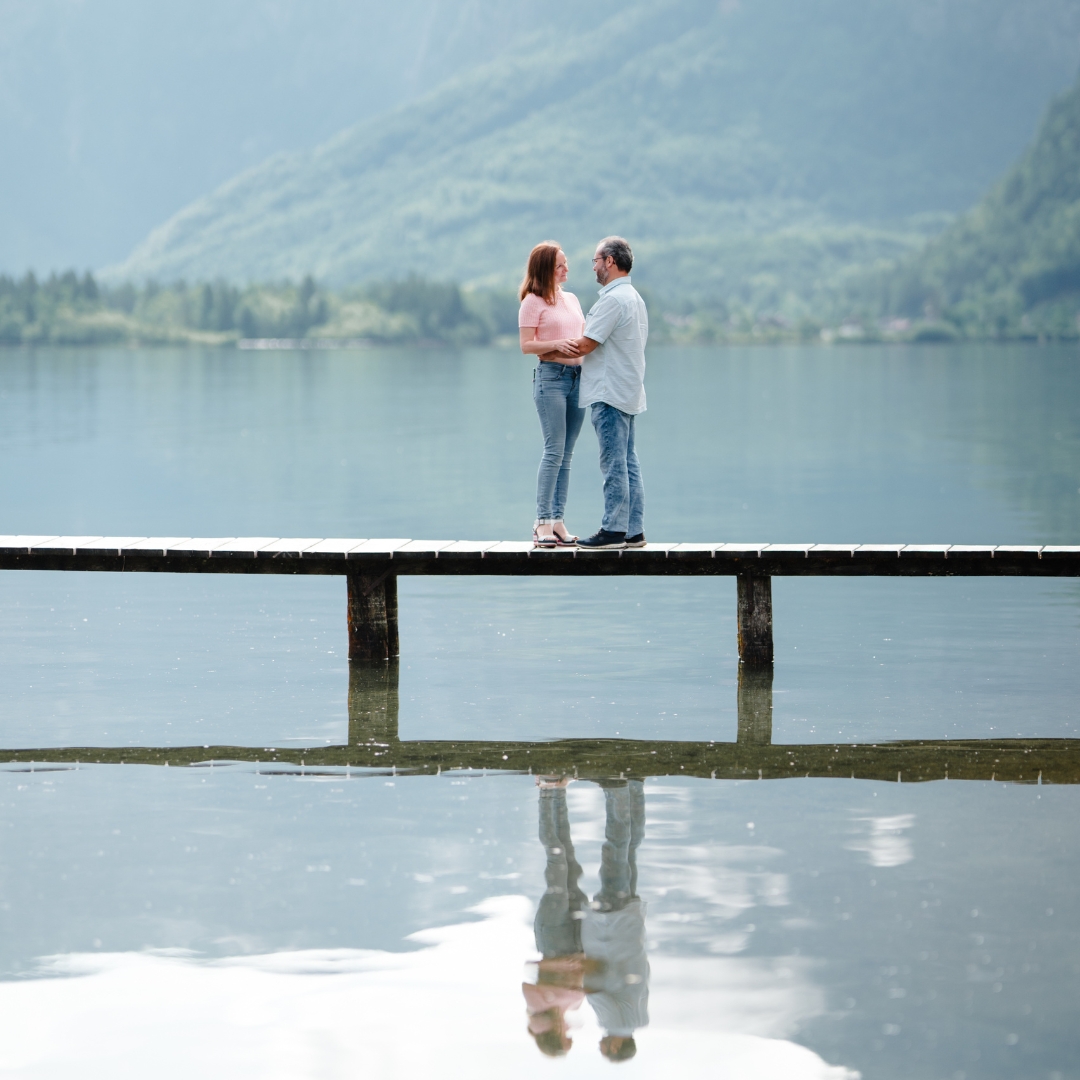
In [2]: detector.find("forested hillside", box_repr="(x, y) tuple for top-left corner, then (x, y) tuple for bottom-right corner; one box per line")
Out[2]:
(882, 74), (1080, 338)
(109, 0), (1080, 318)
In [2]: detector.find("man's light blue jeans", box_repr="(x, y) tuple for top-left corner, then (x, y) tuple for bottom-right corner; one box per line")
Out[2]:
(591, 402), (644, 536)
(533, 362), (586, 523)
(594, 779), (645, 912)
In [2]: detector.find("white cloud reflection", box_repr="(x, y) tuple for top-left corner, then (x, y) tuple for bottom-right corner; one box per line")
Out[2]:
(0, 896), (857, 1079)
(847, 814), (916, 868)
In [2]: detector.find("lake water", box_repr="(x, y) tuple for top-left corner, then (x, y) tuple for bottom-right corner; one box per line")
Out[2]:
(0, 343), (1078, 1078)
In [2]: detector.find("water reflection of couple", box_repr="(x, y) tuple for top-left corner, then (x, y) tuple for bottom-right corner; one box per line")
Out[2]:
(523, 777), (649, 1062)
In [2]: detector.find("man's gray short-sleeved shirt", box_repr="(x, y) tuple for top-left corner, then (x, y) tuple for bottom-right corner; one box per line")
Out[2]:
(581, 277), (648, 415)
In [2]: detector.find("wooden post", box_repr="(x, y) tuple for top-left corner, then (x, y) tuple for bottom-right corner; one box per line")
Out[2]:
(737, 573), (773, 667)
(348, 659), (400, 746)
(347, 572), (399, 661)
(737, 663), (773, 745)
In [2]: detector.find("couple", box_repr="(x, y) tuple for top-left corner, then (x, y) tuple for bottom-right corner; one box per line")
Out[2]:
(518, 236), (648, 550)
(523, 777), (648, 1062)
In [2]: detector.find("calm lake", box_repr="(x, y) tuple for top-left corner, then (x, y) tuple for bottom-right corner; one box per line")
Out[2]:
(0, 343), (1078, 1078)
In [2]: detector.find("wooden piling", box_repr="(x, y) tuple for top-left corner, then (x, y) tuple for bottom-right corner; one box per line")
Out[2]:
(737, 573), (773, 666)
(347, 572), (399, 660)
(737, 664), (773, 744)
(348, 659), (400, 745)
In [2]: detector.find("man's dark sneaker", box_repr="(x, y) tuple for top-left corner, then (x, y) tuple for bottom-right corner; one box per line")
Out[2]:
(625, 534), (647, 548)
(576, 529), (627, 550)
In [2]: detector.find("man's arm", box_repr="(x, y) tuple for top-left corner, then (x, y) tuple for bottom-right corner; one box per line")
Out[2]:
(572, 292), (619, 360)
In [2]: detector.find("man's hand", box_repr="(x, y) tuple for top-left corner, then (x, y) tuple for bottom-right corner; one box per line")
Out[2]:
(549, 338), (583, 357)
(538, 337), (598, 363)
(538, 341), (580, 362)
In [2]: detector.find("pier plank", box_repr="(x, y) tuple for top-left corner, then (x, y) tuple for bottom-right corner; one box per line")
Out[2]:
(163, 538), (239, 556)
(257, 538), (323, 557)
(300, 539), (364, 557)
(208, 538), (281, 557)
(347, 539), (410, 556)
(32, 536), (105, 552)
(120, 538), (193, 554)
(397, 540), (456, 555)
(485, 541), (537, 554)
(72, 537), (149, 554)
(0, 536), (60, 552)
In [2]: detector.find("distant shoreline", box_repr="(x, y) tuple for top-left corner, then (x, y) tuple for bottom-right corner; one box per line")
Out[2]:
(4, 271), (1077, 350)
(1, 334), (1070, 351)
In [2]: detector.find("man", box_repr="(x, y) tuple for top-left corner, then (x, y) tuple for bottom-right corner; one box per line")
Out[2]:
(581, 778), (649, 1063)
(570, 236), (648, 550)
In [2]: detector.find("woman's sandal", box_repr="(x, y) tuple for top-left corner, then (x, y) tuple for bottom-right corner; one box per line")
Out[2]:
(533, 527), (558, 549)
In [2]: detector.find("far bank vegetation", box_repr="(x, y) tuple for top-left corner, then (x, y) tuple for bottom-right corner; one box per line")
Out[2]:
(0, 272), (520, 348)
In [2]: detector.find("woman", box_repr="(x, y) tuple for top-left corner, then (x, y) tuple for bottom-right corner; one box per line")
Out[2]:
(519, 242), (585, 548)
(524, 775), (588, 1057)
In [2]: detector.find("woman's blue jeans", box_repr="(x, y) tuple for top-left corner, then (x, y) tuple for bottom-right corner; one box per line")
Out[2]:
(535, 787), (587, 958)
(533, 362), (585, 524)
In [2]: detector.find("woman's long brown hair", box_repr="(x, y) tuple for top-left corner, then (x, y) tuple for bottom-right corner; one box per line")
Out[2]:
(519, 242), (561, 305)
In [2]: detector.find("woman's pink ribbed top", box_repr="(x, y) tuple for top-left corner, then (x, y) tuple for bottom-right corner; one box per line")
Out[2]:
(518, 288), (585, 342)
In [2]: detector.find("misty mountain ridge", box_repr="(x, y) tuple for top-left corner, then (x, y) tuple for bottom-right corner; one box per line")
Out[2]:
(107, 0), (1080, 314)
(0, 0), (600, 270)
(884, 71), (1080, 337)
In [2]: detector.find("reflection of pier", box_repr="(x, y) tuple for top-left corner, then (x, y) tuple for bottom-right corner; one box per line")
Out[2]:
(2, 661), (1079, 785)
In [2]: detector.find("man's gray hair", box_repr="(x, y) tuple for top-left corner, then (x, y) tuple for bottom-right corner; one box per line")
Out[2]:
(597, 236), (633, 273)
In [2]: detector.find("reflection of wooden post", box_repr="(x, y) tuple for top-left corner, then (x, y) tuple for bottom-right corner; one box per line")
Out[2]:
(348, 659), (400, 746)
(347, 572), (399, 660)
(737, 664), (773, 745)
(737, 574), (773, 667)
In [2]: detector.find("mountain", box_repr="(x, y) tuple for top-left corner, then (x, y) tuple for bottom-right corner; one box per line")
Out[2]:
(109, 0), (1080, 310)
(883, 73), (1080, 337)
(0, 0), (597, 271)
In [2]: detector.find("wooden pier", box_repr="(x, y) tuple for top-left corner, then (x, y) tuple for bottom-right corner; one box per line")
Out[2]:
(2, 536), (1078, 667)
